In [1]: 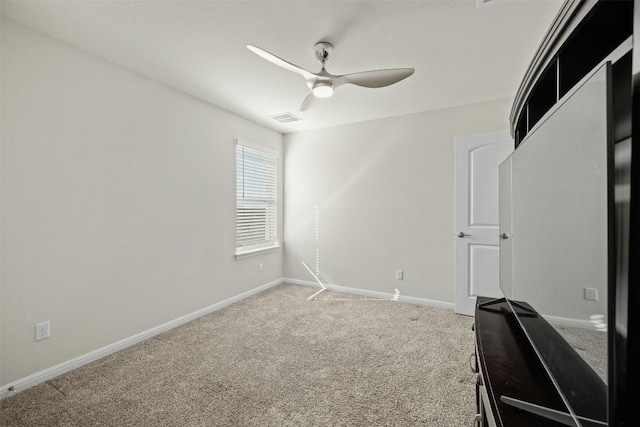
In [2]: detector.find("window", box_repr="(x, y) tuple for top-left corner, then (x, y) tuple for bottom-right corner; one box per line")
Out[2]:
(235, 139), (279, 258)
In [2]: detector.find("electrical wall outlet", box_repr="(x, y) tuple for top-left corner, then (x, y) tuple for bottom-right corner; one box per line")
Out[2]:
(396, 270), (403, 280)
(259, 263), (264, 273)
(35, 321), (51, 341)
(584, 288), (598, 301)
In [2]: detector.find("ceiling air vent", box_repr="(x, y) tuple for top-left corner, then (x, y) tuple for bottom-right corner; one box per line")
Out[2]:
(269, 113), (301, 124)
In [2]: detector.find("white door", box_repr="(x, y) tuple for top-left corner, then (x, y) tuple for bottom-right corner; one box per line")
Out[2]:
(454, 130), (513, 315)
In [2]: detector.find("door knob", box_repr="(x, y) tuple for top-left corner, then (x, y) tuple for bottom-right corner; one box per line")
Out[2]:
(457, 232), (471, 238)
(500, 232), (510, 239)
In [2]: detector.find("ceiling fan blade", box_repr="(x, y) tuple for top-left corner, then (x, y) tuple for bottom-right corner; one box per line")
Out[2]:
(247, 45), (315, 80)
(334, 68), (415, 88)
(300, 93), (316, 112)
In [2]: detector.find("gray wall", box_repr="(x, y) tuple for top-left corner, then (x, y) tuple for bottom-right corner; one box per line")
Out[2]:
(283, 100), (511, 303)
(1, 19), (283, 385)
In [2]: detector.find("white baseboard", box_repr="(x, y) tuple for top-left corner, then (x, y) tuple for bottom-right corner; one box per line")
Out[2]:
(544, 314), (605, 330)
(0, 278), (284, 400)
(283, 278), (455, 310)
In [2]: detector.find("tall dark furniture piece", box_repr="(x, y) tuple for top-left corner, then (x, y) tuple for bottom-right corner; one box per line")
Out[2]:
(473, 1), (639, 426)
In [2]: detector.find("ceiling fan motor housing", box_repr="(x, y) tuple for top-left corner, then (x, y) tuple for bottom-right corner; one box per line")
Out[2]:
(313, 42), (333, 64)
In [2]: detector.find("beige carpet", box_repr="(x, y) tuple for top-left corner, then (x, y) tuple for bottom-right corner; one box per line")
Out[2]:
(1, 283), (476, 426)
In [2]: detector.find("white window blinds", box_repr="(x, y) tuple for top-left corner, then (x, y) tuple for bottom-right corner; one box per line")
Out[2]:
(236, 141), (278, 253)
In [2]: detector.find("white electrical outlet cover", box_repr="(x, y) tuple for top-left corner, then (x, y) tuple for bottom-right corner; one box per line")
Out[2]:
(35, 321), (51, 341)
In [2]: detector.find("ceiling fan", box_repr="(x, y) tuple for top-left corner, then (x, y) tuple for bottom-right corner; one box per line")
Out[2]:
(247, 42), (415, 112)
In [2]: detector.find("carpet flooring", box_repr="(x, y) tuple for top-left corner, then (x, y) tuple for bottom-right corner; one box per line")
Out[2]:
(1, 284), (477, 426)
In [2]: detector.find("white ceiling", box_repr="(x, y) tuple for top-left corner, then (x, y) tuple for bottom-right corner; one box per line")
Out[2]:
(1, 0), (563, 134)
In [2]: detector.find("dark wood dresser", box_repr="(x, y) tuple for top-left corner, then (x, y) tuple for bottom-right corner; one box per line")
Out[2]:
(474, 297), (606, 427)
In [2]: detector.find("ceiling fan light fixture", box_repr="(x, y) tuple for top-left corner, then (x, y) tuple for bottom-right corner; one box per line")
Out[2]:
(312, 82), (333, 98)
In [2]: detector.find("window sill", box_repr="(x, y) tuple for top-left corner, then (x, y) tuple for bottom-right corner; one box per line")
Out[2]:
(234, 244), (281, 259)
